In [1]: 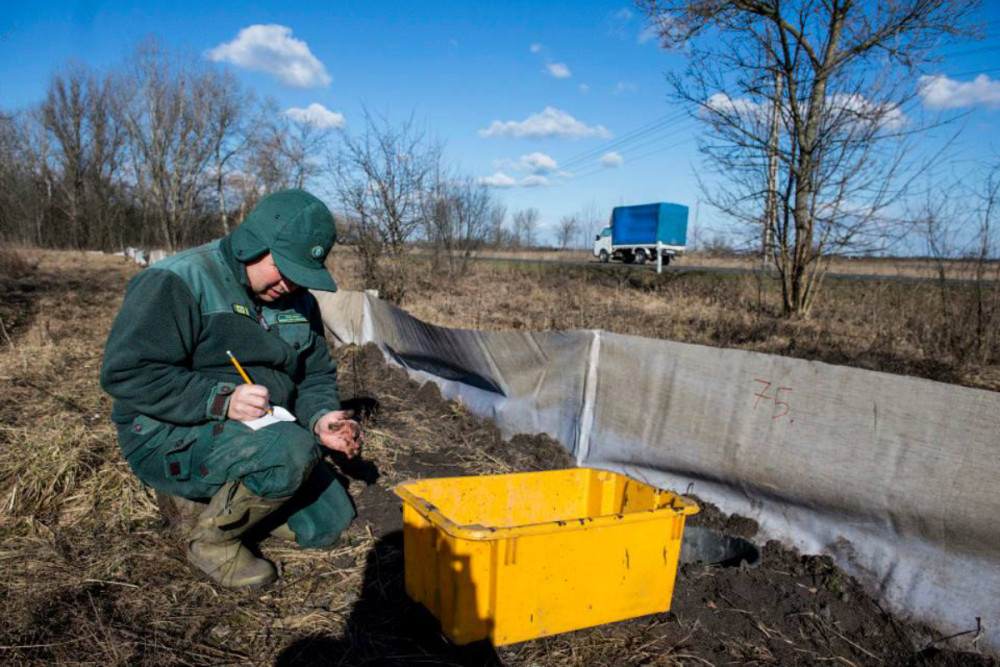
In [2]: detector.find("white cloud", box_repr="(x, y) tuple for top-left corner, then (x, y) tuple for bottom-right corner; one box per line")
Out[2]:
(638, 15), (678, 45)
(703, 93), (769, 122)
(638, 24), (659, 45)
(610, 8), (635, 39)
(829, 93), (906, 130)
(614, 81), (638, 95)
(208, 24), (331, 88)
(600, 151), (624, 167)
(284, 103), (345, 129)
(918, 74), (1000, 110)
(704, 92), (906, 130)
(480, 171), (517, 188)
(521, 175), (550, 187)
(579, 83), (590, 94)
(479, 106), (612, 139)
(547, 62), (572, 79)
(492, 158), (518, 170)
(530, 43), (543, 53)
(520, 152), (558, 174)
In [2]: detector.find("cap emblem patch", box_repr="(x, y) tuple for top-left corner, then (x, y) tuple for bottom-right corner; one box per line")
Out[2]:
(311, 245), (326, 259)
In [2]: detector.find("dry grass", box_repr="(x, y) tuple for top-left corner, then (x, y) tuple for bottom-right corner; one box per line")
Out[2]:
(336, 244), (999, 280)
(0, 246), (38, 280)
(0, 252), (375, 666)
(327, 252), (1000, 391)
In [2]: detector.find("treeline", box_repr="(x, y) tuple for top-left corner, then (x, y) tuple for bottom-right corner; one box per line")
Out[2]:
(0, 38), (338, 252)
(0, 38), (590, 267)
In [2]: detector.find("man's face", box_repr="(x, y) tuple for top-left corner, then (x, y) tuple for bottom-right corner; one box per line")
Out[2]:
(245, 252), (300, 302)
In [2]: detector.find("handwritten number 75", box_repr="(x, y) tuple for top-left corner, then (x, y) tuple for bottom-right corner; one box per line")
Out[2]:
(752, 379), (792, 421)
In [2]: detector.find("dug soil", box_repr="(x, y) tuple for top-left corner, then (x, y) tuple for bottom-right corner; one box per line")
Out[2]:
(282, 344), (992, 667)
(0, 255), (993, 667)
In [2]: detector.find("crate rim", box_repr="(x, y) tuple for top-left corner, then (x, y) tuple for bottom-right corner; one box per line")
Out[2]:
(393, 468), (699, 542)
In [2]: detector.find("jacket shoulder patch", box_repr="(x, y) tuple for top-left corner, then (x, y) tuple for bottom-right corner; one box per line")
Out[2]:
(232, 304), (252, 317)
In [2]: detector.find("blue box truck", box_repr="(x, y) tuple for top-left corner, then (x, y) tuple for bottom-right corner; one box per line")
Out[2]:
(593, 202), (688, 265)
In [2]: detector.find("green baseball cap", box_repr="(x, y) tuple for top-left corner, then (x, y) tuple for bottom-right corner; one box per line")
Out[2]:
(230, 189), (338, 292)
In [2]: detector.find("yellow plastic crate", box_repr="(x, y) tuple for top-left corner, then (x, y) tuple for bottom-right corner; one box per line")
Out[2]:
(393, 468), (699, 646)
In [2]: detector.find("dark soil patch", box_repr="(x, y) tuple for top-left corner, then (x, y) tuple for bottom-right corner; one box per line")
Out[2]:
(687, 493), (761, 539)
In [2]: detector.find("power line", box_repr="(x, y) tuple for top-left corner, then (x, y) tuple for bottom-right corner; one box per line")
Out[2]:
(568, 134), (697, 183)
(556, 110), (691, 173)
(925, 65), (1000, 78)
(556, 111), (688, 172)
(938, 43), (1000, 58)
(560, 118), (694, 174)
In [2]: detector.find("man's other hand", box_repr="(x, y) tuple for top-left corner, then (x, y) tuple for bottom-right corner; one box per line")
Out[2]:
(314, 411), (362, 458)
(227, 384), (270, 421)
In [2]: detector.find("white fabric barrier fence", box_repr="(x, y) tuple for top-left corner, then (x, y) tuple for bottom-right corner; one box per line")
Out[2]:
(316, 290), (999, 656)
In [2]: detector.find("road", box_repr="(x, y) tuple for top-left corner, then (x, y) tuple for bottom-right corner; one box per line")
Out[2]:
(459, 254), (996, 287)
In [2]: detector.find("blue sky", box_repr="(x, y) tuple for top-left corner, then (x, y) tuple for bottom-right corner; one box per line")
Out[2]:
(2, 1), (1000, 247)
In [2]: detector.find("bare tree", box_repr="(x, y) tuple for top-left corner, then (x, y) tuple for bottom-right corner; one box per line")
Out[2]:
(557, 214), (580, 250)
(333, 110), (440, 302)
(641, 0), (979, 315)
(576, 201), (605, 250)
(0, 111), (57, 246)
(445, 177), (494, 273)
(513, 208), (539, 248)
(281, 115), (332, 189)
(921, 164), (1000, 366)
(116, 38), (217, 251)
(422, 168), (494, 273)
(206, 69), (253, 236)
(38, 63), (126, 250)
(487, 202), (509, 248)
(41, 64), (89, 248)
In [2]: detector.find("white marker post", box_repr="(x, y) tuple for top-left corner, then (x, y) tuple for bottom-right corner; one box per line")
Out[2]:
(656, 241), (663, 275)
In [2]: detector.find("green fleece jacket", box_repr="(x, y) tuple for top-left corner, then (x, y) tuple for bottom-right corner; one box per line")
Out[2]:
(99, 235), (340, 434)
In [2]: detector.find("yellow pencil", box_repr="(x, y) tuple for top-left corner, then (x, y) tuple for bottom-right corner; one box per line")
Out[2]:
(226, 350), (272, 415)
(226, 350), (253, 384)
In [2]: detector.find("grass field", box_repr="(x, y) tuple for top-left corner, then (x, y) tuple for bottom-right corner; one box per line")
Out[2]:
(328, 249), (1000, 392)
(394, 245), (997, 280)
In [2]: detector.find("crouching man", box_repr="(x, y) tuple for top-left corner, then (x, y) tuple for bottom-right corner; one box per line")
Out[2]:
(100, 189), (360, 589)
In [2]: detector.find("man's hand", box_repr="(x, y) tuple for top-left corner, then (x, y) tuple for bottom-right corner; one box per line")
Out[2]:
(314, 410), (362, 458)
(227, 384), (270, 421)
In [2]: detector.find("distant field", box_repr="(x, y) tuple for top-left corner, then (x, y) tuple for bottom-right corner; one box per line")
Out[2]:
(328, 249), (1000, 392)
(341, 245), (995, 281)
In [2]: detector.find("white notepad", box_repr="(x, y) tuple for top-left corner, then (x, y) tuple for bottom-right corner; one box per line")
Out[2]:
(243, 405), (297, 431)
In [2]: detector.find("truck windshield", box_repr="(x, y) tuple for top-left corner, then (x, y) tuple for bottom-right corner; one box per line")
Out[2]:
(601, 228), (611, 238)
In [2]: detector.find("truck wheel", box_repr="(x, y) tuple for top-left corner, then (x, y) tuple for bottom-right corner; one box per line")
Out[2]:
(634, 248), (647, 265)
(623, 251), (634, 264)
(661, 254), (672, 266)
(599, 250), (609, 263)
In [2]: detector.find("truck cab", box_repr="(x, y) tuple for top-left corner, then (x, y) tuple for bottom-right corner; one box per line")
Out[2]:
(593, 226), (613, 263)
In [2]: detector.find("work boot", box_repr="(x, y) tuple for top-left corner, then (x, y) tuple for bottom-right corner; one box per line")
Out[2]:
(187, 481), (290, 589)
(270, 523), (297, 542)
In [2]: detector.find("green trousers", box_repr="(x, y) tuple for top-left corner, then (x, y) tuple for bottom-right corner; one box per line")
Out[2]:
(117, 416), (355, 548)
